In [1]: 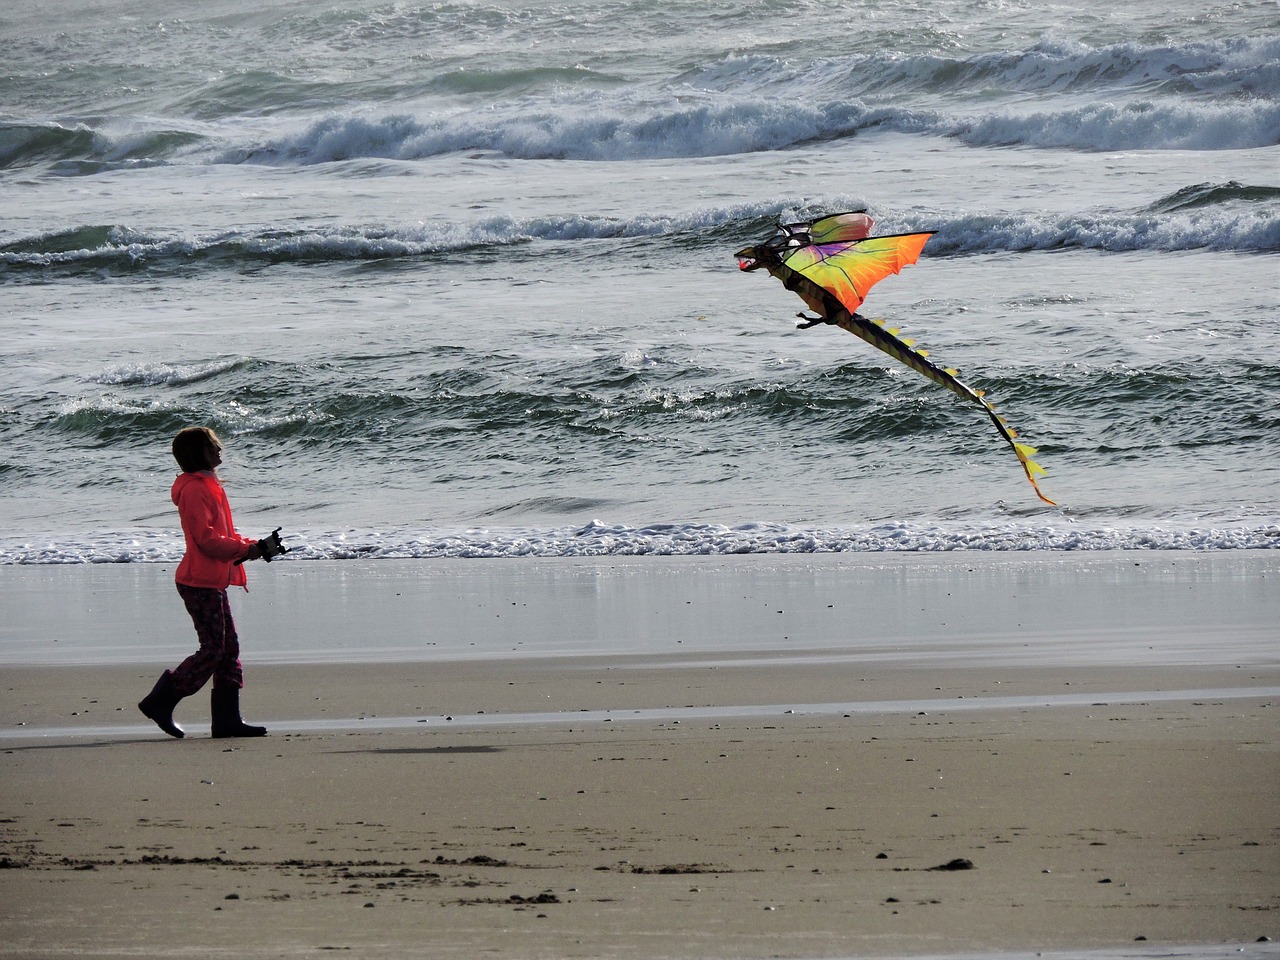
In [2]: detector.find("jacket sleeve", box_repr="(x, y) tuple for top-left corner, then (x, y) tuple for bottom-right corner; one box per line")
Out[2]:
(179, 484), (256, 562)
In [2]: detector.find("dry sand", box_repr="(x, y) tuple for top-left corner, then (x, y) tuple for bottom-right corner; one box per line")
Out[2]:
(1, 554), (1278, 959)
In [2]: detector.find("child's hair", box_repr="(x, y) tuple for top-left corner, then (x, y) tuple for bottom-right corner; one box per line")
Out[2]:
(172, 426), (222, 473)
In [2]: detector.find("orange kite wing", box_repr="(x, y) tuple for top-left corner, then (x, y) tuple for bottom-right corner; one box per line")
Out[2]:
(783, 231), (934, 316)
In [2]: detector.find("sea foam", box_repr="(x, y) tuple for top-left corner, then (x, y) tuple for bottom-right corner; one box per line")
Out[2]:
(3, 521), (1277, 565)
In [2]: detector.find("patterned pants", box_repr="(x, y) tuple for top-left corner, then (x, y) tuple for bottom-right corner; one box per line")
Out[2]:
(171, 584), (244, 696)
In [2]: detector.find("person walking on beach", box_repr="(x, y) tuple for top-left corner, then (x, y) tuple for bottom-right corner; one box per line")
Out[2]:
(138, 426), (275, 739)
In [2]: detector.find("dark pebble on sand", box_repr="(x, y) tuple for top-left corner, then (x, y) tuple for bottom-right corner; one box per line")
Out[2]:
(928, 858), (974, 871)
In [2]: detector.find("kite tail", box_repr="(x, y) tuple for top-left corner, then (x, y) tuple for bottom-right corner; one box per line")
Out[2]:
(831, 313), (1056, 506)
(832, 314), (973, 403)
(981, 406), (1057, 506)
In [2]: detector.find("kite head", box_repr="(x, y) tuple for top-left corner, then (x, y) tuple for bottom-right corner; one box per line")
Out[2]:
(736, 231), (799, 272)
(736, 246), (767, 271)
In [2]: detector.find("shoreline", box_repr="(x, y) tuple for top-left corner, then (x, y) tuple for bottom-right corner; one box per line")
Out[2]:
(3, 659), (1278, 744)
(3, 550), (1277, 668)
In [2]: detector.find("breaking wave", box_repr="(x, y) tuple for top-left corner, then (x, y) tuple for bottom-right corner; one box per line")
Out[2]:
(217, 95), (1279, 164)
(3, 35), (1276, 172)
(3, 184), (1275, 277)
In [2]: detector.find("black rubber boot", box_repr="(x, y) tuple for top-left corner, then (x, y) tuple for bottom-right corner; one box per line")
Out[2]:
(210, 684), (267, 738)
(138, 670), (186, 739)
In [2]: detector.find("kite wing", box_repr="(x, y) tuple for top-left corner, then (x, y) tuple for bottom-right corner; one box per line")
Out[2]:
(736, 212), (1054, 505)
(737, 212), (931, 320)
(787, 230), (934, 318)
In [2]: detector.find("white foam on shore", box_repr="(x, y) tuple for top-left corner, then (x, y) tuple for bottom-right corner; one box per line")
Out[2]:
(4, 520), (1280, 564)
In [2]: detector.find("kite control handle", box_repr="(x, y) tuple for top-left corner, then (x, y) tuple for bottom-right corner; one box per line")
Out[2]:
(236, 527), (288, 565)
(257, 527), (288, 562)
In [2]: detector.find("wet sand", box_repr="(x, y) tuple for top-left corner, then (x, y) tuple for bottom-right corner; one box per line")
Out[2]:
(1, 554), (1278, 959)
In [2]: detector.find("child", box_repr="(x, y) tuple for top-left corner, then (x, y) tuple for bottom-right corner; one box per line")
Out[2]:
(138, 426), (269, 739)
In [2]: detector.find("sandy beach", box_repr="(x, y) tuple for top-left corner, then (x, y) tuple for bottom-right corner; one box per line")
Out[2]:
(2, 553), (1277, 959)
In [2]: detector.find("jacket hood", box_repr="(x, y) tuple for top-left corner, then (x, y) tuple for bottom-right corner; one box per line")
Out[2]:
(171, 470), (211, 505)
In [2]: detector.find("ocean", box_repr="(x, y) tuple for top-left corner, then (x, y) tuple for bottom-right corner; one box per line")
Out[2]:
(3, 0), (1278, 563)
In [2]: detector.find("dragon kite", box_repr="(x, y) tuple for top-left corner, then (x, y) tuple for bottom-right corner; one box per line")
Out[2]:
(736, 211), (1054, 505)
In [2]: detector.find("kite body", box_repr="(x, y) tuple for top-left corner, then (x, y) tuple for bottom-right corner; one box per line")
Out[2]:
(736, 211), (1054, 505)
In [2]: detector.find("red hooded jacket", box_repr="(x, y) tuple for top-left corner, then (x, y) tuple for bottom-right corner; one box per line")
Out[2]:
(171, 471), (256, 590)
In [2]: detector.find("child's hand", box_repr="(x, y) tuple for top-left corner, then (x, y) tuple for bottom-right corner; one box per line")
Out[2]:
(243, 543), (263, 562)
